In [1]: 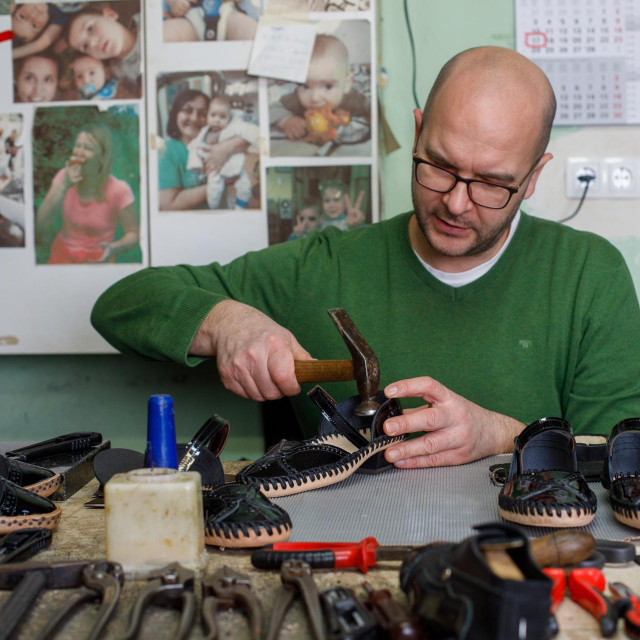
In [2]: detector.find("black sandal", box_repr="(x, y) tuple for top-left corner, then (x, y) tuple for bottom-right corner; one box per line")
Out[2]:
(0, 477), (62, 534)
(203, 484), (292, 548)
(499, 417), (597, 527)
(0, 454), (61, 498)
(236, 386), (404, 497)
(601, 417), (640, 529)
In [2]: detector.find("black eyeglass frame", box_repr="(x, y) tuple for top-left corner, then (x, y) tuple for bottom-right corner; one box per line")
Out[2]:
(412, 156), (542, 210)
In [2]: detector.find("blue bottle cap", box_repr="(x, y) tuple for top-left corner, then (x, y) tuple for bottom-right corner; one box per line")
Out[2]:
(145, 394), (178, 469)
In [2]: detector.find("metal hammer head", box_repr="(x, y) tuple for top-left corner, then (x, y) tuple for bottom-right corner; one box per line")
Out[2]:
(327, 308), (380, 417)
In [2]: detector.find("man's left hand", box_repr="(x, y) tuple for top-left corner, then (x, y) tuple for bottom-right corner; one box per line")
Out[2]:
(382, 376), (525, 468)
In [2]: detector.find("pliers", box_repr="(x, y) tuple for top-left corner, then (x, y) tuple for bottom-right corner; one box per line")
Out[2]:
(201, 566), (264, 640)
(265, 559), (325, 640)
(610, 582), (640, 639)
(543, 567), (627, 637)
(121, 562), (196, 640)
(34, 561), (124, 640)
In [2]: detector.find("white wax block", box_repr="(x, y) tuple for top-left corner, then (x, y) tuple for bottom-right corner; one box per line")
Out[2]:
(105, 468), (207, 578)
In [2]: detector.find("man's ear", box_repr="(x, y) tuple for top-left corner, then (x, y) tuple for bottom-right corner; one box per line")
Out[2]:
(413, 108), (423, 152)
(524, 152), (553, 199)
(103, 7), (119, 20)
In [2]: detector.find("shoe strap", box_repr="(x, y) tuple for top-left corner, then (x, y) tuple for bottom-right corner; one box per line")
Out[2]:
(510, 417), (575, 479)
(307, 386), (369, 448)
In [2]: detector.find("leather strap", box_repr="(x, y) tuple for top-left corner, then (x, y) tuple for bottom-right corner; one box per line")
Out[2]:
(307, 386), (368, 449)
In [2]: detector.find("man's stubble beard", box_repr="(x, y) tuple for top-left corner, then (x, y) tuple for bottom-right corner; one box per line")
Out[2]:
(411, 186), (523, 258)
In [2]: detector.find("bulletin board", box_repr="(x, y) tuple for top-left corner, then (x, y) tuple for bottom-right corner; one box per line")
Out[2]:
(0, 0), (377, 353)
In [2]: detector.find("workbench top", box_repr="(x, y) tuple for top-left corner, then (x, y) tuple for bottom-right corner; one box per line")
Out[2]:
(2, 467), (640, 639)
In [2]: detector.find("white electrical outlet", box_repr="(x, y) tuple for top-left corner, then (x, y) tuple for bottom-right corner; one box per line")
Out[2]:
(604, 158), (640, 198)
(566, 158), (602, 199)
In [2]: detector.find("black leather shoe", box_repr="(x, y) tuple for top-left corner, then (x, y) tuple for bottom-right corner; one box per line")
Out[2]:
(0, 454), (60, 498)
(0, 477), (62, 533)
(400, 522), (554, 640)
(236, 386), (403, 497)
(203, 483), (292, 548)
(499, 417), (597, 527)
(601, 417), (640, 529)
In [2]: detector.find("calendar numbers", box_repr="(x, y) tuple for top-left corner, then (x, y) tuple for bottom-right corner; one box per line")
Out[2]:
(516, 0), (639, 125)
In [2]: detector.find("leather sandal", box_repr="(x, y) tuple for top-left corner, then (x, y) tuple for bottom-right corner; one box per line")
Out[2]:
(0, 477), (62, 534)
(0, 454), (61, 498)
(236, 386), (404, 498)
(203, 483), (292, 548)
(601, 417), (640, 529)
(400, 522), (554, 640)
(499, 417), (597, 527)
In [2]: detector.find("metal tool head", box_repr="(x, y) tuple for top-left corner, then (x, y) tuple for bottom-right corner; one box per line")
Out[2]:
(327, 308), (380, 417)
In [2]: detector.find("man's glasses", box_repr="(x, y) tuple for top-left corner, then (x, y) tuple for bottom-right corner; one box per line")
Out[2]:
(412, 157), (540, 210)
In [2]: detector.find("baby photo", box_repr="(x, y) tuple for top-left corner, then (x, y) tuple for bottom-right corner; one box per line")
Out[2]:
(266, 164), (371, 245)
(12, 0), (143, 102)
(268, 20), (371, 158)
(163, 0), (260, 42)
(0, 114), (25, 248)
(156, 70), (260, 212)
(267, 0), (370, 12)
(32, 105), (141, 265)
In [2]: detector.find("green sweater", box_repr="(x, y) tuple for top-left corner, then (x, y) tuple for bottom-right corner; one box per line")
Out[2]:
(92, 212), (640, 438)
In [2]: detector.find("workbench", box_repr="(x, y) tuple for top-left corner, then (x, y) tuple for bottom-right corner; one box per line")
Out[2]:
(2, 464), (640, 639)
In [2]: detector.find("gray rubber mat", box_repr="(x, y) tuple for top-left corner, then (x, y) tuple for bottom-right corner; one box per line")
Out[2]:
(274, 455), (640, 544)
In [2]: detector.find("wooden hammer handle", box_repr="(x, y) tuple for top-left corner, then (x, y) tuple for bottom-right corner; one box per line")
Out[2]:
(294, 360), (355, 383)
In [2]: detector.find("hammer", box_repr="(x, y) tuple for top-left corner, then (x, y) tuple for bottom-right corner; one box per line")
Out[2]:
(294, 308), (380, 417)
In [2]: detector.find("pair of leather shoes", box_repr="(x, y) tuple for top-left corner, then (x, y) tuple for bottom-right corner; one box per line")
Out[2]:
(499, 418), (597, 527)
(0, 476), (62, 534)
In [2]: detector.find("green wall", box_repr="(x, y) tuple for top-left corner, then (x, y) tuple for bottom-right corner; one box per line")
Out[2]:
(378, 0), (515, 218)
(0, 355), (263, 459)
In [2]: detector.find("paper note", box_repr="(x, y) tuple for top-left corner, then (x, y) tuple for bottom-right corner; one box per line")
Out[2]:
(248, 22), (316, 83)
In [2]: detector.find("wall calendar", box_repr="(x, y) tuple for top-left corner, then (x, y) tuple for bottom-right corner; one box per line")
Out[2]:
(515, 0), (640, 125)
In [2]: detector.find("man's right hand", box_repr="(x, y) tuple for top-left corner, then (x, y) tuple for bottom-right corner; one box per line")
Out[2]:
(190, 300), (313, 401)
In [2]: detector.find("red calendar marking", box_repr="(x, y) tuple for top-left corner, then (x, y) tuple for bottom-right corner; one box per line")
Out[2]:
(525, 32), (548, 48)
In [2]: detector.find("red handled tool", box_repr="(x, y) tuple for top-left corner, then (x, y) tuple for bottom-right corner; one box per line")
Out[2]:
(251, 537), (411, 574)
(610, 582), (640, 639)
(568, 567), (623, 637)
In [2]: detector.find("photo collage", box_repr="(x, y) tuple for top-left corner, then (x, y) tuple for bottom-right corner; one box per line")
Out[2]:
(1, 0), (376, 263)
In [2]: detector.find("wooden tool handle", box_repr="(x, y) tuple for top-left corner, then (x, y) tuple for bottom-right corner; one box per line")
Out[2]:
(294, 360), (355, 383)
(530, 530), (595, 568)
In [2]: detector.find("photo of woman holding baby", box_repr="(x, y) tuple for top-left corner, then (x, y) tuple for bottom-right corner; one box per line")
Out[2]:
(34, 106), (141, 264)
(157, 72), (260, 211)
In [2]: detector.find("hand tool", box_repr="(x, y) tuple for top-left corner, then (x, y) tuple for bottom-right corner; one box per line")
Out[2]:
(0, 528), (52, 564)
(121, 562), (196, 640)
(252, 529), (596, 575)
(201, 566), (264, 640)
(294, 308), (380, 417)
(361, 581), (425, 639)
(610, 582), (640, 639)
(320, 586), (379, 640)
(567, 567), (624, 637)
(265, 559), (325, 640)
(34, 561), (124, 640)
(4, 432), (102, 462)
(0, 559), (107, 640)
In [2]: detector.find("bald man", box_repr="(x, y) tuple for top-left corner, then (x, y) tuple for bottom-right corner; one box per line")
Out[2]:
(92, 47), (640, 467)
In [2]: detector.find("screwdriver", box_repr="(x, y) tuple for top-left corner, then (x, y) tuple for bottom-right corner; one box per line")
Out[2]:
(251, 530), (595, 574)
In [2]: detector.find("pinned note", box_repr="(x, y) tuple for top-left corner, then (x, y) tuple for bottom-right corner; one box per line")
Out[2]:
(248, 22), (316, 83)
